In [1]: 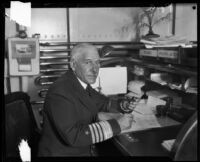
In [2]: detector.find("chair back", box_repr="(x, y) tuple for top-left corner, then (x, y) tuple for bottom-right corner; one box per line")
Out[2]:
(5, 92), (38, 158)
(171, 111), (197, 161)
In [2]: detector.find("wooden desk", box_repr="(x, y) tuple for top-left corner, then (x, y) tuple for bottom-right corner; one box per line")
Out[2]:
(112, 116), (182, 156)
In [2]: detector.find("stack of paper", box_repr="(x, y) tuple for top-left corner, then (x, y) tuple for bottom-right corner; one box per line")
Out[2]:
(140, 35), (193, 48)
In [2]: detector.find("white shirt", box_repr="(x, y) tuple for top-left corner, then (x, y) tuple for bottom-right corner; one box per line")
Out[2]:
(77, 77), (87, 90)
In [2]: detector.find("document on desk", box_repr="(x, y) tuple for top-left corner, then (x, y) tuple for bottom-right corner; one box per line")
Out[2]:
(121, 97), (179, 134)
(133, 96), (166, 115)
(121, 112), (161, 134)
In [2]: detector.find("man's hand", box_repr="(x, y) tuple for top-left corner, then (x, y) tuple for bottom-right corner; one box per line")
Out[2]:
(115, 113), (134, 131)
(97, 112), (134, 132)
(120, 97), (140, 113)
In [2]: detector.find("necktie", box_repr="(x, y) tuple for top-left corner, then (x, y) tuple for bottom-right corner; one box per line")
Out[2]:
(86, 84), (91, 97)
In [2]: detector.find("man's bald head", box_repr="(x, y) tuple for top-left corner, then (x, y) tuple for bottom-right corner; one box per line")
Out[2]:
(70, 43), (100, 84)
(70, 43), (99, 61)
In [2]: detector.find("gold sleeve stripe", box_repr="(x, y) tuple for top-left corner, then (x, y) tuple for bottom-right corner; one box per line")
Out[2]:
(103, 121), (113, 139)
(101, 121), (110, 140)
(89, 120), (114, 143)
(102, 121), (110, 139)
(95, 123), (104, 142)
(99, 121), (107, 140)
(106, 121), (113, 138)
(88, 124), (95, 143)
(91, 123), (99, 143)
(97, 122), (105, 141)
(94, 123), (101, 142)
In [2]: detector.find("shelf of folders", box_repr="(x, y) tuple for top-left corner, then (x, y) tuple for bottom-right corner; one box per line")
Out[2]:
(138, 43), (197, 68)
(139, 48), (179, 64)
(127, 59), (197, 94)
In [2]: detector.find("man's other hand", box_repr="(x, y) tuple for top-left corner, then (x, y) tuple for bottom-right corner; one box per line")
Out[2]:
(115, 113), (134, 131)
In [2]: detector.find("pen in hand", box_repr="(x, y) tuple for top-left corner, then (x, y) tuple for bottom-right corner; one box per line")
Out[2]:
(133, 109), (143, 115)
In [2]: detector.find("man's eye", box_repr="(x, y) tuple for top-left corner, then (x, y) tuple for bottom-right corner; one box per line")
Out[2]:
(85, 61), (91, 64)
(96, 61), (100, 66)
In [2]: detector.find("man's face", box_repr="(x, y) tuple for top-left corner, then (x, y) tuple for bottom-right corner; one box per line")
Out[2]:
(72, 47), (100, 84)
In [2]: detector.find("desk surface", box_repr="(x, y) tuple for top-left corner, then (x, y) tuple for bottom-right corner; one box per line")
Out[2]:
(121, 113), (181, 134)
(113, 116), (182, 156)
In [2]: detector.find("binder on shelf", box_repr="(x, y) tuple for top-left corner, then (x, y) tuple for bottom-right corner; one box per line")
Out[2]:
(139, 49), (157, 57)
(157, 49), (178, 59)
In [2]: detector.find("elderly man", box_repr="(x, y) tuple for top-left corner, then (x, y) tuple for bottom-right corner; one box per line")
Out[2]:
(38, 43), (137, 156)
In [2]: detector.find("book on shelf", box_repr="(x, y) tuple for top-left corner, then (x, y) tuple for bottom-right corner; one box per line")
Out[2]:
(145, 44), (192, 48)
(140, 39), (157, 45)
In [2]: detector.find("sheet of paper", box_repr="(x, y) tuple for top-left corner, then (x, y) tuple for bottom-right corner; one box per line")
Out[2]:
(134, 102), (155, 115)
(133, 96), (166, 115)
(121, 97), (181, 134)
(121, 110), (181, 134)
(91, 67), (127, 95)
(161, 139), (175, 151)
(121, 112), (161, 134)
(146, 96), (166, 109)
(18, 64), (32, 71)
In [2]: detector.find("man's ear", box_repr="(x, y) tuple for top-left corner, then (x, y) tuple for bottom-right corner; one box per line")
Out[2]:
(70, 59), (76, 71)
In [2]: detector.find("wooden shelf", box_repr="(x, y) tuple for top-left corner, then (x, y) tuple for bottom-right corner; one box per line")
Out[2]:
(127, 58), (197, 77)
(143, 77), (192, 94)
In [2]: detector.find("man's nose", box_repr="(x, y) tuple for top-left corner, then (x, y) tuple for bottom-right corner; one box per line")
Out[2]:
(91, 63), (99, 73)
